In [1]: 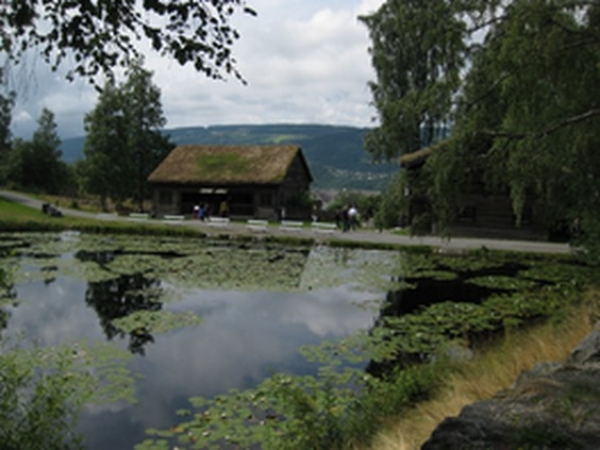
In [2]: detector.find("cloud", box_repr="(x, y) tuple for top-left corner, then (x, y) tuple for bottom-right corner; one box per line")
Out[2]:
(10, 0), (385, 140)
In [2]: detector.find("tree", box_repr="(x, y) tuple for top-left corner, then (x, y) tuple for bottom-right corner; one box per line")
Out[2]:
(0, 69), (15, 185)
(0, 0), (256, 86)
(2, 108), (69, 194)
(83, 81), (131, 209)
(30, 108), (68, 193)
(121, 61), (173, 211)
(0, 72), (14, 155)
(363, 1), (600, 256)
(374, 171), (407, 230)
(83, 61), (173, 210)
(359, 0), (465, 161)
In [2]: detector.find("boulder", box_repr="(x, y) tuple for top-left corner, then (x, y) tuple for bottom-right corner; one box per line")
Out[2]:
(422, 323), (600, 450)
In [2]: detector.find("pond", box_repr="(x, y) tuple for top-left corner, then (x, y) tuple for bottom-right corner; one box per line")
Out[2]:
(0, 232), (403, 449)
(1, 232), (592, 449)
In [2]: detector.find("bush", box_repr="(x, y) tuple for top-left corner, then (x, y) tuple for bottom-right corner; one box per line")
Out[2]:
(0, 345), (93, 450)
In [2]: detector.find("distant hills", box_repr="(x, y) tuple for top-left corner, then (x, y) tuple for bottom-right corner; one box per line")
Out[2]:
(59, 124), (399, 190)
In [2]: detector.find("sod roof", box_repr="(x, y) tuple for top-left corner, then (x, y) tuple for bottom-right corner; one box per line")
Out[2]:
(148, 144), (311, 185)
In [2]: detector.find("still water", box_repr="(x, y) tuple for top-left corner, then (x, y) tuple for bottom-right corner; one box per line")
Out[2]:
(0, 232), (397, 449)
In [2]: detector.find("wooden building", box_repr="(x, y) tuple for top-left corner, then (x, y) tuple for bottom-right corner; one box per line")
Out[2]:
(400, 143), (544, 239)
(148, 144), (313, 219)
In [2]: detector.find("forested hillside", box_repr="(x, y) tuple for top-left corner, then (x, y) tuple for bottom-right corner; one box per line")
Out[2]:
(60, 124), (398, 190)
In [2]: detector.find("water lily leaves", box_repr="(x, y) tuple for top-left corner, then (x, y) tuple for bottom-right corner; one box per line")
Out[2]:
(466, 276), (539, 290)
(60, 260), (119, 283)
(1, 233), (414, 294)
(158, 245), (308, 291)
(406, 270), (458, 281)
(106, 254), (162, 276)
(112, 310), (203, 335)
(520, 263), (597, 285)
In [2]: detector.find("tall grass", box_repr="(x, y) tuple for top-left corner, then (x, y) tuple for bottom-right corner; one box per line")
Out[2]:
(369, 292), (600, 450)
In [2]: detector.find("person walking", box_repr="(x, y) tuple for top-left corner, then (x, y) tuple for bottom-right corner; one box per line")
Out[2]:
(348, 205), (358, 231)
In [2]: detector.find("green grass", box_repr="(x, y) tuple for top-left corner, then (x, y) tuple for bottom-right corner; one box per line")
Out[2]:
(0, 198), (204, 237)
(0, 198), (320, 248)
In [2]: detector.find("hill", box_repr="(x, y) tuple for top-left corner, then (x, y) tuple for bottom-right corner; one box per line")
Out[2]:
(60, 124), (398, 190)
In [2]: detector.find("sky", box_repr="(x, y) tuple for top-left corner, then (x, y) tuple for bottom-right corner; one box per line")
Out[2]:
(9, 0), (385, 140)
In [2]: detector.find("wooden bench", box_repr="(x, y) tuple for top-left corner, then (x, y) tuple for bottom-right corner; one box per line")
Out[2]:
(311, 222), (337, 233)
(162, 214), (185, 224)
(128, 212), (149, 221)
(247, 219), (268, 232)
(96, 213), (119, 220)
(207, 217), (230, 227)
(279, 220), (303, 232)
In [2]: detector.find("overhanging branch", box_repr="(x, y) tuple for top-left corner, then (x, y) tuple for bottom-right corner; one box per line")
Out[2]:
(482, 108), (600, 139)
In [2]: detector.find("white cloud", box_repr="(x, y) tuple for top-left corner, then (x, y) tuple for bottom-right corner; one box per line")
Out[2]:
(10, 0), (385, 140)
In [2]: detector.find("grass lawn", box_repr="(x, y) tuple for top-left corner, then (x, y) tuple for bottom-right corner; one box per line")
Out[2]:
(0, 198), (200, 237)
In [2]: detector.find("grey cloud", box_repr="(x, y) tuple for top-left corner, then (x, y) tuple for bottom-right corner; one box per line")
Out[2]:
(10, 0), (384, 140)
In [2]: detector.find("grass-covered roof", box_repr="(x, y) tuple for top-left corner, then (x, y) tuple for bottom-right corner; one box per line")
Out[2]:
(148, 144), (308, 185)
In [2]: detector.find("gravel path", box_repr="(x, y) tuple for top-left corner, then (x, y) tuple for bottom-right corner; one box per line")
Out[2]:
(1, 189), (571, 255)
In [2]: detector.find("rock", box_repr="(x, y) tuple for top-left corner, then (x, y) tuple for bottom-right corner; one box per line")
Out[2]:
(569, 322), (600, 365)
(422, 323), (600, 450)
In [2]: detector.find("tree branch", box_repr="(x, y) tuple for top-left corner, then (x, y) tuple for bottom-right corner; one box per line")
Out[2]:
(482, 108), (600, 139)
(455, 72), (511, 109)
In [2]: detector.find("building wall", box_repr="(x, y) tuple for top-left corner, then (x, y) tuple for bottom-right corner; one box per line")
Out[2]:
(150, 152), (312, 219)
(279, 154), (311, 201)
(152, 186), (180, 216)
(151, 184), (280, 219)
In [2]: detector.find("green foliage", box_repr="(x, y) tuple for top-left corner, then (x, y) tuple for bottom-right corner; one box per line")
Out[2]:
(0, 0), (255, 85)
(0, 345), (88, 450)
(2, 109), (72, 195)
(365, 1), (600, 256)
(0, 340), (135, 450)
(360, 0), (465, 160)
(374, 171), (408, 230)
(137, 349), (443, 450)
(122, 60), (173, 210)
(82, 60), (173, 209)
(326, 190), (381, 226)
(0, 69), (14, 175)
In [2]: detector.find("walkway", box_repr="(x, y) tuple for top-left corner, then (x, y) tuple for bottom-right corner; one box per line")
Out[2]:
(0, 189), (571, 255)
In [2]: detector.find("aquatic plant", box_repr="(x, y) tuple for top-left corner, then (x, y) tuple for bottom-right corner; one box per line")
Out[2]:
(0, 340), (135, 450)
(134, 248), (597, 450)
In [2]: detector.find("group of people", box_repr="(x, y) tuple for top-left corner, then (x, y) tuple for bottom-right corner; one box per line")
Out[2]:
(335, 205), (359, 232)
(193, 200), (229, 220)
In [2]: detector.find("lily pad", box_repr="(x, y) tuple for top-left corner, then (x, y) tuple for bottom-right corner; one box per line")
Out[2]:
(467, 275), (539, 290)
(112, 310), (203, 334)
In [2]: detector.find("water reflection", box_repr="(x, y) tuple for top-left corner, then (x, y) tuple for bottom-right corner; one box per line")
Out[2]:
(0, 267), (16, 333)
(5, 271), (377, 450)
(85, 273), (163, 356)
(81, 285), (377, 449)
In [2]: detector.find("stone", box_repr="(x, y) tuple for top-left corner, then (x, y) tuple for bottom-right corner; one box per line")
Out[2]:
(422, 322), (600, 450)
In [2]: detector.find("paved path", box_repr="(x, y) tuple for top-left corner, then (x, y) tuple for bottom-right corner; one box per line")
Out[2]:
(0, 189), (571, 255)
